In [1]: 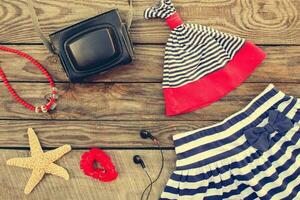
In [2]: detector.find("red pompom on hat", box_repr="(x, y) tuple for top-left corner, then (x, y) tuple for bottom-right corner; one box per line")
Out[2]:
(144, 0), (266, 116)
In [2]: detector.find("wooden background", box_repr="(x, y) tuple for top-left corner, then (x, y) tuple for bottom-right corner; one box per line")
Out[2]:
(0, 0), (299, 199)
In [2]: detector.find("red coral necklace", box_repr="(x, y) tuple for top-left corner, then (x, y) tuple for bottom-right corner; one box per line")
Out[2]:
(0, 46), (58, 113)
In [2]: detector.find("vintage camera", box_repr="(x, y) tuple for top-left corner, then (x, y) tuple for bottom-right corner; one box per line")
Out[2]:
(49, 9), (134, 82)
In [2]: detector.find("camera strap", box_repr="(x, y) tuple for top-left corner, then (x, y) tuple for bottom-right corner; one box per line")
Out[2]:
(26, 0), (134, 54)
(27, 0), (55, 54)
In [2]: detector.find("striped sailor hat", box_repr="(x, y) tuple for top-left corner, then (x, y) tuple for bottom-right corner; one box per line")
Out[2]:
(145, 0), (266, 116)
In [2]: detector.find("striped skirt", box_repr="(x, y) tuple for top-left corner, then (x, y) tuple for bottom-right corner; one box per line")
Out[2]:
(161, 84), (300, 200)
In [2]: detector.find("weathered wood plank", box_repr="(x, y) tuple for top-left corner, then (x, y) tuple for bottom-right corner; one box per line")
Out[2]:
(0, 45), (299, 83)
(0, 120), (215, 148)
(0, 0), (299, 44)
(1, 149), (175, 199)
(0, 83), (299, 120)
(133, 0), (300, 45)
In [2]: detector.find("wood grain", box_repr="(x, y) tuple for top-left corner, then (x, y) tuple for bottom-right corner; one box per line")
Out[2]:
(0, 0), (299, 44)
(1, 149), (175, 200)
(133, 0), (300, 44)
(0, 45), (299, 83)
(0, 120), (216, 148)
(1, 0), (299, 199)
(0, 83), (300, 121)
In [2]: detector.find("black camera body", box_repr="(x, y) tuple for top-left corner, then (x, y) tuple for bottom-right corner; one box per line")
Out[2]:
(50, 9), (134, 82)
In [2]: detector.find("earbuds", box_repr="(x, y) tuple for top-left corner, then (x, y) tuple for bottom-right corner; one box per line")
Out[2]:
(133, 130), (153, 170)
(133, 130), (154, 170)
(140, 130), (155, 140)
(133, 155), (146, 168)
(140, 130), (159, 144)
(134, 130), (164, 200)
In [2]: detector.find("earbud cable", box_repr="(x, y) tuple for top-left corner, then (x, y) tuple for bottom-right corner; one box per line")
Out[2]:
(142, 169), (153, 200)
(141, 141), (165, 200)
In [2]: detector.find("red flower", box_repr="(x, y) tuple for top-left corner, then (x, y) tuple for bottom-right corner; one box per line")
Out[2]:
(80, 148), (118, 182)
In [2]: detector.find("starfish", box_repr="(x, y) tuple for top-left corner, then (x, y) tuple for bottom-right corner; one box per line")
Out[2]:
(7, 128), (72, 194)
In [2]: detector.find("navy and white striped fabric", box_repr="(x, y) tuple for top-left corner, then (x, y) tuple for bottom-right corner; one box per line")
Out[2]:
(144, 0), (245, 88)
(144, 0), (175, 19)
(161, 84), (300, 199)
